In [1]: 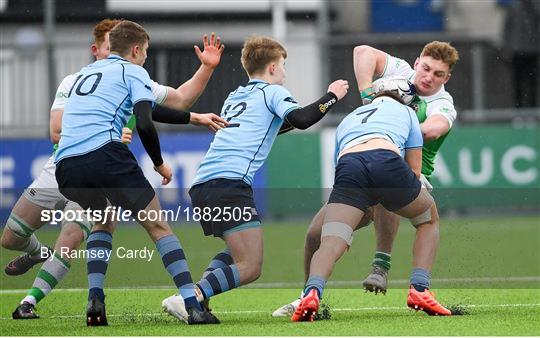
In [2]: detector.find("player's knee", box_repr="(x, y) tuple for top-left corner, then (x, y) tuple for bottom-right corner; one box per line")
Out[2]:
(239, 260), (262, 283)
(249, 264), (262, 282)
(61, 222), (86, 244)
(1, 224), (23, 250)
(321, 222), (353, 246)
(143, 221), (172, 241)
(305, 225), (321, 249)
(411, 204), (439, 228)
(319, 239), (347, 258)
(0, 230), (11, 249)
(430, 206), (440, 225)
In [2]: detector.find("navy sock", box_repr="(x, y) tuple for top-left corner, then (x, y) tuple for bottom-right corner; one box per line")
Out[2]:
(86, 230), (112, 302)
(156, 235), (201, 310)
(303, 275), (326, 299)
(410, 268), (430, 292)
(202, 249), (233, 279)
(196, 264), (240, 299)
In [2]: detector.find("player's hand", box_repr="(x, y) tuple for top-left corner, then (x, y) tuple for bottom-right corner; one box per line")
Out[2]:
(190, 112), (229, 132)
(121, 127), (133, 144)
(154, 163), (173, 185)
(194, 32), (225, 69)
(328, 80), (349, 101)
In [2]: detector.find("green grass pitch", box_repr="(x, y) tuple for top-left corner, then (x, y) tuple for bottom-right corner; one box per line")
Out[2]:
(1, 215), (539, 335)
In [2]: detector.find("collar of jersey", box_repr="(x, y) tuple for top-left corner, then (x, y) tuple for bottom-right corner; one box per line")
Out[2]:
(373, 96), (400, 105)
(247, 79), (268, 85)
(107, 54), (128, 62)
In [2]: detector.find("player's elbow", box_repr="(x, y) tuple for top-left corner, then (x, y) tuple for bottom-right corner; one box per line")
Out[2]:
(50, 132), (61, 145)
(353, 45), (373, 60)
(165, 90), (190, 111)
(422, 127), (443, 142)
(291, 123), (310, 130)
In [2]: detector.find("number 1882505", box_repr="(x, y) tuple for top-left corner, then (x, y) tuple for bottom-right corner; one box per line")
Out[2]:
(183, 206), (254, 223)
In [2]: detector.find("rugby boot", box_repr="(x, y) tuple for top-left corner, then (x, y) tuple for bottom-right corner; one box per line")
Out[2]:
(162, 294), (188, 323)
(407, 285), (452, 316)
(291, 289), (319, 322)
(272, 298), (301, 317)
(362, 265), (388, 295)
(86, 296), (108, 326)
(12, 302), (39, 319)
(187, 307), (220, 324)
(5, 247), (53, 276)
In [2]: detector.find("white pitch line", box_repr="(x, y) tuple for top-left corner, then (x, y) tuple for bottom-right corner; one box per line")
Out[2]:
(0, 303), (539, 320)
(3, 276), (538, 294)
(248, 276), (540, 288)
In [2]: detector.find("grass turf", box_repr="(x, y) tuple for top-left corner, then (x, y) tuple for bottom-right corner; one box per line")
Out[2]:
(0, 215), (538, 335)
(1, 289), (539, 336)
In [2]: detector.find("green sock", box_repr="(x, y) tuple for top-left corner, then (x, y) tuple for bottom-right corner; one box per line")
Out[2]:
(22, 253), (70, 305)
(372, 251), (391, 271)
(23, 234), (45, 257)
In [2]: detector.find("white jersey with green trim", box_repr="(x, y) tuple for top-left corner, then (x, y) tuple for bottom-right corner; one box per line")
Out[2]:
(380, 54), (457, 128)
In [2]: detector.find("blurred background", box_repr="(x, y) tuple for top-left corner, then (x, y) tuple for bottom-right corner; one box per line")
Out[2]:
(0, 0), (538, 291)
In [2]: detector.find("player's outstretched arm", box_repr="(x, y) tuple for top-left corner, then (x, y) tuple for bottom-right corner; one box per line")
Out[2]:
(353, 45), (387, 102)
(189, 113), (228, 132)
(152, 106), (228, 132)
(284, 79), (348, 130)
(121, 108), (228, 145)
(162, 32), (225, 111)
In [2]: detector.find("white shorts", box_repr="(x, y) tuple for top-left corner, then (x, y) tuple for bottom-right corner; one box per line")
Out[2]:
(419, 174), (433, 193)
(23, 155), (69, 210)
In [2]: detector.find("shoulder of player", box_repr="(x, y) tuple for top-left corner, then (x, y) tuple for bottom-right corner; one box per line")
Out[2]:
(425, 90), (455, 107)
(121, 62), (148, 72)
(422, 88), (454, 105)
(149, 79), (162, 90)
(381, 53), (413, 77)
(59, 73), (78, 87)
(257, 83), (293, 97)
(120, 63), (151, 83)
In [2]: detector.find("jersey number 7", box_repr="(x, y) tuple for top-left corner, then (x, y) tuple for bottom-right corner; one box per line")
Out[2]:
(355, 108), (378, 123)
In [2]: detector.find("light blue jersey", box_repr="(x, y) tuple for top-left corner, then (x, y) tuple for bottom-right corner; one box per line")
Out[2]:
(55, 55), (155, 163)
(335, 97), (423, 164)
(194, 80), (301, 186)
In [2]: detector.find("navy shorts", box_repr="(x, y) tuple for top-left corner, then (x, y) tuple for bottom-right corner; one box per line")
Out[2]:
(328, 150), (421, 212)
(56, 141), (155, 213)
(189, 178), (261, 237)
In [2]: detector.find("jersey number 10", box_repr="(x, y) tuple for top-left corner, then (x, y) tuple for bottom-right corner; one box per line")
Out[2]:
(68, 72), (103, 97)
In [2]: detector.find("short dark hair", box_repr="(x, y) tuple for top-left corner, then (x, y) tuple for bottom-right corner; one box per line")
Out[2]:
(372, 91), (405, 105)
(109, 20), (149, 57)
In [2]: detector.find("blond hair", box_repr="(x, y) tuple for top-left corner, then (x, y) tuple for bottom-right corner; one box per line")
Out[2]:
(241, 35), (287, 76)
(421, 41), (459, 71)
